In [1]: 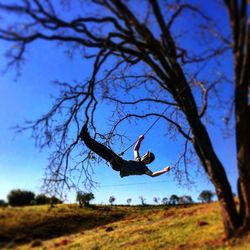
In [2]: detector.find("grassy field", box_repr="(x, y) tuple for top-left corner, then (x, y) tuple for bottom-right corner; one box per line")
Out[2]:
(0, 202), (249, 250)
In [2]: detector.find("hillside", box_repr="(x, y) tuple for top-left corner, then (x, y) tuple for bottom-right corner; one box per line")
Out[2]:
(0, 202), (249, 250)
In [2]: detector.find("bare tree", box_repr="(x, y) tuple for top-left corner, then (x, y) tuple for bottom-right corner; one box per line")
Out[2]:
(162, 197), (168, 205)
(139, 195), (146, 206)
(0, 0), (249, 238)
(109, 196), (115, 206)
(153, 197), (160, 205)
(126, 198), (132, 206)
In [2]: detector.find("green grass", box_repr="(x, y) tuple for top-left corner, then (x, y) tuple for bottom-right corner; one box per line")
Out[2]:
(0, 203), (249, 250)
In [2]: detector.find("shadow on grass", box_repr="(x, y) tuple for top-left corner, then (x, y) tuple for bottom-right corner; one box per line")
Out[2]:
(0, 206), (126, 248)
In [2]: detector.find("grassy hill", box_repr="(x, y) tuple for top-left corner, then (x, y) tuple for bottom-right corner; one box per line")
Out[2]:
(0, 202), (249, 250)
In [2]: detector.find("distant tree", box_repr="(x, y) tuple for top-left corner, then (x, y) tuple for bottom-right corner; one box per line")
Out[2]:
(162, 197), (169, 205)
(76, 191), (94, 207)
(50, 196), (63, 205)
(36, 194), (51, 205)
(7, 189), (35, 206)
(184, 195), (193, 204)
(198, 190), (214, 203)
(139, 196), (146, 206)
(169, 195), (179, 206)
(179, 195), (193, 205)
(0, 199), (7, 207)
(153, 197), (160, 205)
(127, 198), (132, 206)
(109, 196), (115, 206)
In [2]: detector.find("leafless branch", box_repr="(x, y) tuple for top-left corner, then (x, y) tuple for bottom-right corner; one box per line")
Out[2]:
(0, 0), (241, 201)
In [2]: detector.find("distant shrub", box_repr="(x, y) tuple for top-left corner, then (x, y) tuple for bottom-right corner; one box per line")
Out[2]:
(7, 189), (35, 206)
(0, 199), (7, 207)
(76, 191), (94, 207)
(30, 200), (37, 206)
(36, 194), (51, 205)
(50, 196), (63, 205)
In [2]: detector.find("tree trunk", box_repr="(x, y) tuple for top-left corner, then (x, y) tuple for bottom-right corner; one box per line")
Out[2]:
(170, 67), (240, 238)
(224, 0), (250, 234)
(191, 119), (240, 238)
(235, 70), (250, 231)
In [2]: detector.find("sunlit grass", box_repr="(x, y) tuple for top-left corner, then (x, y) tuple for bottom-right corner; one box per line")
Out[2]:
(0, 203), (249, 250)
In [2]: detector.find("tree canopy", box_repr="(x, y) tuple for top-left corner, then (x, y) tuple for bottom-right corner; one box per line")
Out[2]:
(198, 190), (214, 203)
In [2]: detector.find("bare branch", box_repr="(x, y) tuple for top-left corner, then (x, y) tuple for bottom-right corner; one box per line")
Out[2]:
(110, 112), (191, 141)
(167, 3), (211, 30)
(103, 96), (178, 107)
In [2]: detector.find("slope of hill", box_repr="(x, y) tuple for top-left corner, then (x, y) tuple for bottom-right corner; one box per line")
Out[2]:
(0, 202), (249, 250)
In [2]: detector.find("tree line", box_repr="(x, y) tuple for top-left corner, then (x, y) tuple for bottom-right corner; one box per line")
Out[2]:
(0, 189), (62, 207)
(0, 189), (215, 207)
(76, 190), (215, 207)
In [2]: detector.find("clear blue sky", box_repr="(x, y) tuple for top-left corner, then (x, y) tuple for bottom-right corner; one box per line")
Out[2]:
(0, 1), (238, 205)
